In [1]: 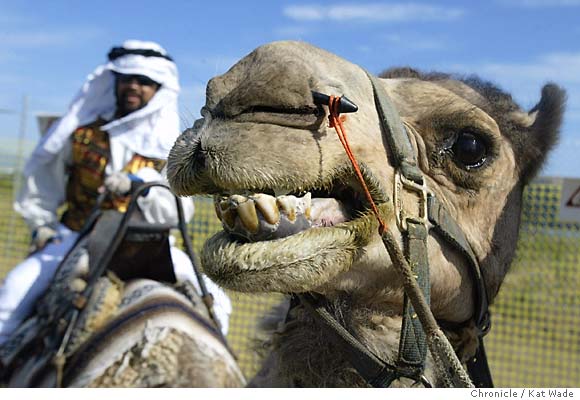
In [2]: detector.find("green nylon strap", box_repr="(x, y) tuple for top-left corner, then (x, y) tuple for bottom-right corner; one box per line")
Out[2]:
(397, 220), (430, 378)
(381, 230), (475, 388)
(365, 71), (424, 184)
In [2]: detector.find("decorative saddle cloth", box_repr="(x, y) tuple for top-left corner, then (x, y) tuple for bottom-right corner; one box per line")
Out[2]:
(0, 212), (223, 387)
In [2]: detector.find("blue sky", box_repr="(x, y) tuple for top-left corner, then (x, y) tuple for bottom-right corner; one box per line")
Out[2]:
(0, 0), (578, 177)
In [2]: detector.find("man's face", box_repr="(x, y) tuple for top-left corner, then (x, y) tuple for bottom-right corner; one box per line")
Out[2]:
(115, 73), (160, 117)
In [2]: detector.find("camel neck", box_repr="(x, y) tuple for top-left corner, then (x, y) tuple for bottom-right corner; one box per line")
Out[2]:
(258, 304), (417, 387)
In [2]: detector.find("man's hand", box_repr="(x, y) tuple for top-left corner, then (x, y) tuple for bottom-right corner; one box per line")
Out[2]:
(103, 172), (133, 196)
(30, 225), (59, 253)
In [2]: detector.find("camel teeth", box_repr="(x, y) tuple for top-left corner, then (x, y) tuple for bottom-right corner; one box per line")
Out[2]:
(219, 199), (230, 212)
(237, 199), (260, 233)
(214, 196), (229, 216)
(230, 194), (249, 205)
(276, 195), (297, 222)
(221, 208), (237, 229)
(302, 192), (312, 219)
(253, 193), (280, 225)
(216, 191), (315, 234)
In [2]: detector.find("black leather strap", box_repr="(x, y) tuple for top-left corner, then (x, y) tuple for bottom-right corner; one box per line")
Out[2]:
(466, 340), (494, 388)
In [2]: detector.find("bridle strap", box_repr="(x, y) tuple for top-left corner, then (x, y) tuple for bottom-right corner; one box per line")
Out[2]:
(296, 293), (407, 388)
(380, 229), (475, 388)
(466, 341), (494, 388)
(427, 196), (493, 388)
(427, 196), (490, 333)
(398, 220), (430, 377)
(368, 71), (493, 388)
(365, 71), (490, 333)
(365, 71), (424, 184)
(365, 70), (433, 380)
(302, 70), (493, 388)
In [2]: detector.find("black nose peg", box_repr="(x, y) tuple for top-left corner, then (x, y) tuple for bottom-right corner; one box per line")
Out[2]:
(312, 91), (358, 113)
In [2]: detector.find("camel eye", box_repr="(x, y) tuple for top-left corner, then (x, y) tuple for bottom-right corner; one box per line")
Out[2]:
(451, 131), (488, 170)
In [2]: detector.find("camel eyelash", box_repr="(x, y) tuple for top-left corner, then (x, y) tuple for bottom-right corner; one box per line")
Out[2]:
(428, 115), (499, 167)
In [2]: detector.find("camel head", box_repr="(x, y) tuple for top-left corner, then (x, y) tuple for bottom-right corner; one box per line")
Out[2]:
(168, 41), (564, 327)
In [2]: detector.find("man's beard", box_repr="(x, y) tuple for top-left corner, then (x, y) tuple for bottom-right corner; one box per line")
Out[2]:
(116, 91), (144, 117)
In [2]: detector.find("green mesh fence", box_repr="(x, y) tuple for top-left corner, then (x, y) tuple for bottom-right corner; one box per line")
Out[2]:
(0, 174), (578, 386)
(484, 178), (580, 387)
(181, 196), (285, 379)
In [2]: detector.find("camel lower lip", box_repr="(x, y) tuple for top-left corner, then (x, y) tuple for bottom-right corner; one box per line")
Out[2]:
(199, 209), (386, 293)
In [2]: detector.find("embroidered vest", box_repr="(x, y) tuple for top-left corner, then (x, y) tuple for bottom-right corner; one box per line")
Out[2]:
(61, 121), (166, 231)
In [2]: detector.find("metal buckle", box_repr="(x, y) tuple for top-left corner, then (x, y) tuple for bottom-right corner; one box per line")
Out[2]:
(394, 170), (432, 232)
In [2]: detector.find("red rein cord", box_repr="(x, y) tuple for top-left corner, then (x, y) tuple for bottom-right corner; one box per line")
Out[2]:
(327, 96), (387, 234)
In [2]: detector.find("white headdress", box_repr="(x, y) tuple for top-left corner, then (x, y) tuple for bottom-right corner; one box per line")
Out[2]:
(24, 40), (180, 176)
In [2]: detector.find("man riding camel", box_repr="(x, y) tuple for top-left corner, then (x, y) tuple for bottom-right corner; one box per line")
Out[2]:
(0, 40), (231, 345)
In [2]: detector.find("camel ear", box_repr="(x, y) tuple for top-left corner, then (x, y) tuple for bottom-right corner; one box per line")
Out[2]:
(518, 83), (566, 182)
